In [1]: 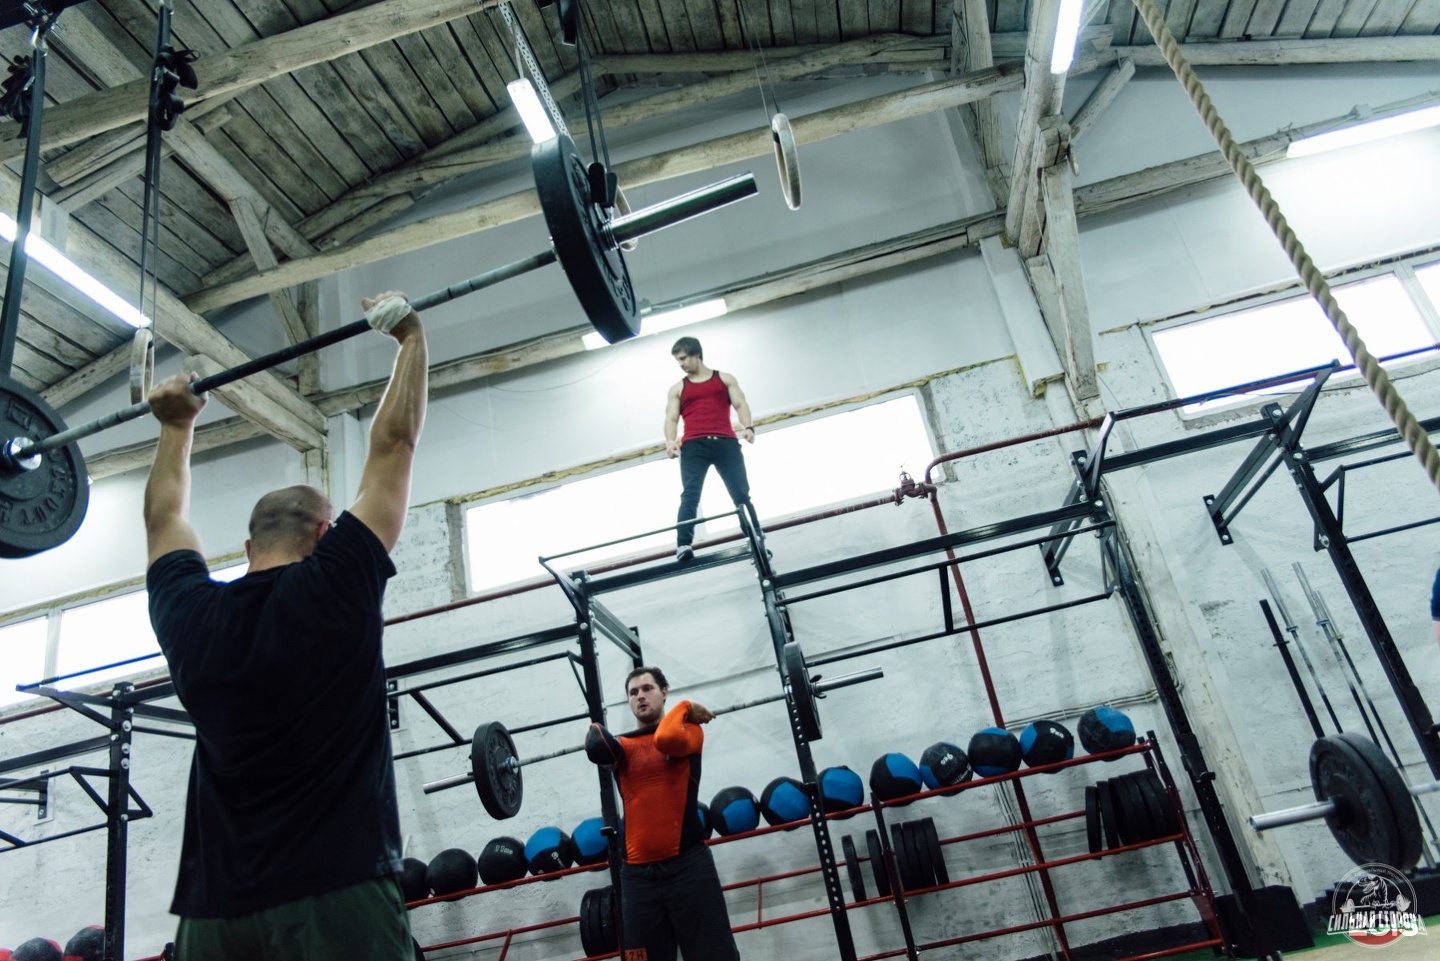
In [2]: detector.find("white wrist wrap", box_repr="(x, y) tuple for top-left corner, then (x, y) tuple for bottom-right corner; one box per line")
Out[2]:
(365, 296), (411, 333)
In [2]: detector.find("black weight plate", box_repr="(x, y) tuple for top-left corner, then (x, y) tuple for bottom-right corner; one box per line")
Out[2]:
(533, 134), (639, 344)
(866, 829), (891, 898)
(1311, 734), (1409, 868)
(889, 822), (915, 892)
(0, 375), (89, 557)
(921, 817), (949, 885)
(783, 641), (822, 742)
(1134, 769), (1178, 839)
(1085, 785), (1102, 854)
(905, 820), (932, 890)
(1096, 779), (1122, 850)
(1117, 773), (1154, 843)
(1331, 733), (1423, 871)
(841, 834), (867, 902)
(599, 885), (617, 953)
(471, 721), (522, 819)
(578, 887), (599, 958)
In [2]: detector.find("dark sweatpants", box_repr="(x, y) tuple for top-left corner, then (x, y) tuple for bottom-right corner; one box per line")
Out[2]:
(619, 843), (740, 961)
(677, 436), (751, 548)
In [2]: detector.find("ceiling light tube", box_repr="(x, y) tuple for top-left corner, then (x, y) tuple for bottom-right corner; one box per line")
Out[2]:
(508, 78), (557, 144)
(1050, 0), (1087, 74)
(0, 212), (150, 328)
(582, 298), (729, 350)
(1286, 104), (1440, 158)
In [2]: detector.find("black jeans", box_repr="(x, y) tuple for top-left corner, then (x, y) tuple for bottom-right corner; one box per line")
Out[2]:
(619, 844), (740, 961)
(677, 436), (751, 547)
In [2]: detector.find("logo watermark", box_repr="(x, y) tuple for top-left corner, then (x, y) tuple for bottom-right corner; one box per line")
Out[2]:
(1327, 863), (1427, 947)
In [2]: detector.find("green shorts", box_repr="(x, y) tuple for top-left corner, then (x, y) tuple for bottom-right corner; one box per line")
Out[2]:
(174, 876), (414, 961)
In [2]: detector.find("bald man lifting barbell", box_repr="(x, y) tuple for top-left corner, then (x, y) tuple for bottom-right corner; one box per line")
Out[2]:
(143, 292), (425, 961)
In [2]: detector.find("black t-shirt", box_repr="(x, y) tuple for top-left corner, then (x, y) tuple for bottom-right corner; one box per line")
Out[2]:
(147, 511), (401, 918)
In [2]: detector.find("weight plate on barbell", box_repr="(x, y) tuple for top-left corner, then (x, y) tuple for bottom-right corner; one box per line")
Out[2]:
(0, 375), (88, 558)
(533, 134), (639, 345)
(1312, 733), (1423, 871)
(866, 829), (891, 898)
(472, 721), (523, 819)
(783, 641), (822, 742)
(771, 112), (801, 211)
(841, 833), (867, 903)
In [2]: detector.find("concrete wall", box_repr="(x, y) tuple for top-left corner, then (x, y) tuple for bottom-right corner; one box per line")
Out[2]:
(4, 62), (1440, 958)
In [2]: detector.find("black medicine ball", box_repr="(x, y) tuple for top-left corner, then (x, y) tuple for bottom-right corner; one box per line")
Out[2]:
(919, 741), (972, 792)
(12, 940), (61, 961)
(969, 727), (1022, 777)
(869, 753), (924, 802)
(1078, 706), (1137, 758)
(63, 927), (105, 961)
(427, 847), (478, 896)
(399, 856), (429, 902)
(478, 836), (528, 885)
(525, 826), (575, 876)
(710, 786), (761, 836)
(1020, 719), (1075, 769)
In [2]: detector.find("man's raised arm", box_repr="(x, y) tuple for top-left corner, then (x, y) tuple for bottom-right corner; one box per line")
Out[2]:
(144, 374), (207, 566)
(349, 292), (429, 553)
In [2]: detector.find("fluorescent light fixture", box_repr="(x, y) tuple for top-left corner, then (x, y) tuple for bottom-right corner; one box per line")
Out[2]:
(1287, 104), (1440, 158)
(508, 78), (557, 144)
(582, 298), (728, 350)
(1050, 0), (1087, 74)
(0, 212), (150, 328)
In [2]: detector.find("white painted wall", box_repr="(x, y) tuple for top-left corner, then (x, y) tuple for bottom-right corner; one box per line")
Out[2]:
(4, 63), (1440, 959)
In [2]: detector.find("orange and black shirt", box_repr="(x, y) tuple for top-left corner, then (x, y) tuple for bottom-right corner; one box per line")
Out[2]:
(612, 700), (708, 865)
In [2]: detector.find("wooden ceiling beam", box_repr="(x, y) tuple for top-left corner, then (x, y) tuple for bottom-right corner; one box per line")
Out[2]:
(0, 0), (503, 161)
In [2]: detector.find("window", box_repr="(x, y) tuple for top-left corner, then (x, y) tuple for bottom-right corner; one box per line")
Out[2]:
(0, 617), (48, 709)
(1151, 271), (1438, 412)
(54, 590), (160, 689)
(465, 395), (935, 591)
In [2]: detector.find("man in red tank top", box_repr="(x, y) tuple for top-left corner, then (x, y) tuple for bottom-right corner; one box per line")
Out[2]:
(663, 336), (756, 562)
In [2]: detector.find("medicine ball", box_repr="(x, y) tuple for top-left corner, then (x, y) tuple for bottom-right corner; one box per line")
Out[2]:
(818, 765), (864, 815)
(11, 940), (60, 961)
(1078, 706), (1136, 758)
(571, 816), (610, 865)
(869, 753), (924, 803)
(968, 727), (1022, 778)
(62, 927), (104, 961)
(399, 856), (430, 902)
(478, 836), (528, 885)
(427, 847), (478, 897)
(710, 786), (761, 836)
(760, 775), (809, 827)
(1020, 720), (1075, 769)
(695, 802), (713, 838)
(525, 826), (575, 876)
(919, 741), (972, 792)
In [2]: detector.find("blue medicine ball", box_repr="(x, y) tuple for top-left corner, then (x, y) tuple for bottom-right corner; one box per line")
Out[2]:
(695, 802), (713, 838)
(869, 753), (924, 803)
(968, 727), (1022, 778)
(919, 742), (972, 792)
(524, 826), (574, 876)
(818, 765), (865, 816)
(1078, 706), (1137, 759)
(571, 816), (610, 865)
(760, 775), (810, 827)
(710, 786), (761, 836)
(1020, 720), (1075, 770)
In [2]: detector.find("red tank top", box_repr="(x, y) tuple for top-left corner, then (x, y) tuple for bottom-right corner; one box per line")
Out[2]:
(679, 371), (734, 442)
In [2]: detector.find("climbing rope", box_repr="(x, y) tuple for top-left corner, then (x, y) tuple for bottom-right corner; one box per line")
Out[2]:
(1129, 0), (1440, 494)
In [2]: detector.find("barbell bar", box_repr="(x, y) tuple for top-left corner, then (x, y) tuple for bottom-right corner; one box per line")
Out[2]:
(0, 134), (757, 558)
(1247, 732), (1436, 871)
(422, 651), (883, 819)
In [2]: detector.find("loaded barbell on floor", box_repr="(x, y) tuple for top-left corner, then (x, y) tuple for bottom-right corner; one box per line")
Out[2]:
(1248, 732), (1438, 871)
(0, 133), (757, 558)
(422, 641), (883, 819)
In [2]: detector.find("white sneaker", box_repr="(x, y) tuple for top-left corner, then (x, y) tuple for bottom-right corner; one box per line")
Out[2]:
(675, 545), (695, 563)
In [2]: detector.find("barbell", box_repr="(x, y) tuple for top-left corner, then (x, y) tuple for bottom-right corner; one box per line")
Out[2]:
(422, 641), (884, 819)
(0, 133), (757, 558)
(1248, 732), (1438, 871)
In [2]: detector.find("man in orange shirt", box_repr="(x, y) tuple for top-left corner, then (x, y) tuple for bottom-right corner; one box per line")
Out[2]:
(663, 337), (756, 562)
(585, 667), (741, 961)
